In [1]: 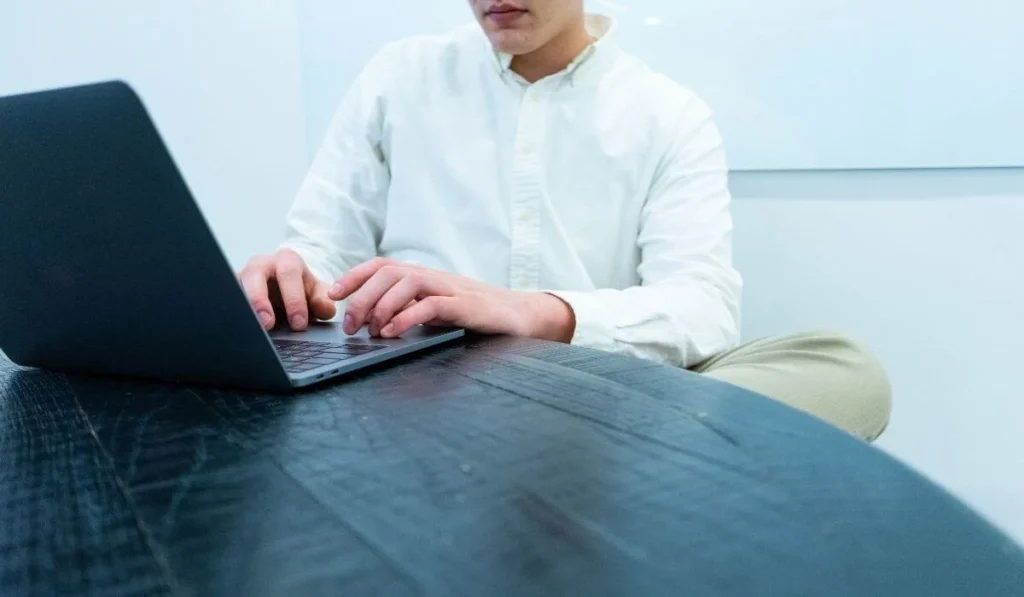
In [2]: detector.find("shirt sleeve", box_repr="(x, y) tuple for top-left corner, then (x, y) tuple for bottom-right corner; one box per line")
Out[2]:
(548, 98), (742, 369)
(278, 45), (396, 285)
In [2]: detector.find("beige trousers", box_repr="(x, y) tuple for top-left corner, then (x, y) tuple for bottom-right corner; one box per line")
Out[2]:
(691, 331), (892, 442)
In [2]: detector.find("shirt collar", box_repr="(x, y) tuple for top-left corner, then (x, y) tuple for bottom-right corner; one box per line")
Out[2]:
(490, 13), (617, 83)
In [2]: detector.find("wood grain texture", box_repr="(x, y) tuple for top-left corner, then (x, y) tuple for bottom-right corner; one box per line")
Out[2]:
(1, 336), (1022, 596)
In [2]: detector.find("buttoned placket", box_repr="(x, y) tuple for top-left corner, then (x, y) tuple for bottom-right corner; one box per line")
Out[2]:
(506, 77), (549, 291)
(497, 43), (594, 291)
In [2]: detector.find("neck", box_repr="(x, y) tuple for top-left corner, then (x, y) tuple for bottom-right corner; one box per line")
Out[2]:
(510, 16), (593, 83)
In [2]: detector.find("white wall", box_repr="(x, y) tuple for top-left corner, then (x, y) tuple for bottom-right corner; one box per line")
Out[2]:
(296, 0), (469, 157)
(0, 0), (309, 268)
(731, 169), (1024, 543)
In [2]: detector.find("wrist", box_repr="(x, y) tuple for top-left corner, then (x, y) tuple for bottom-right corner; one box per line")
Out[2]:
(523, 292), (576, 343)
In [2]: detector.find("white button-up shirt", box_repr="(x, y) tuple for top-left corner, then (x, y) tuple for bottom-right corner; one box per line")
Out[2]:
(281, 14), (742, 368)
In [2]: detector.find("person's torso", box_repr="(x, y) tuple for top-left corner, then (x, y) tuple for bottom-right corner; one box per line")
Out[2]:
(374, 22), (696, 293)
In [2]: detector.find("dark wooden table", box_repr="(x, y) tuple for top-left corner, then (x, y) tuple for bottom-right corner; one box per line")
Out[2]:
(1, 336), (1022, 596)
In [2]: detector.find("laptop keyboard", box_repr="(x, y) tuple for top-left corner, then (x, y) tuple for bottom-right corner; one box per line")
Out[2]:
(273, 339), (387, 374)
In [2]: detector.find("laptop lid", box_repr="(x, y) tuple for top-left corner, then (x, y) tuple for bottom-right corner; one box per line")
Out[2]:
(0, 81), (292, 391)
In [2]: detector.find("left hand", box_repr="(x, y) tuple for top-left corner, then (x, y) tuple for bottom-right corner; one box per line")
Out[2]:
(328, 258), (575, 342)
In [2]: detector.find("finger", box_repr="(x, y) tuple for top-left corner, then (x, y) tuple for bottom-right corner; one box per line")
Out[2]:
(275, 253), (310, 330)
(367, 274), (451, 336)
(329, 257), (395, 301)
(239, 261), (275, 330)
(380, 296), (459, 339)
(342, 265), (410, 334)
(305, 273), (338, 322)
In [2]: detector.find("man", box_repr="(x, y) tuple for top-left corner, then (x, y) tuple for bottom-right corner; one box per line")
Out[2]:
(240, 0), (892, 441)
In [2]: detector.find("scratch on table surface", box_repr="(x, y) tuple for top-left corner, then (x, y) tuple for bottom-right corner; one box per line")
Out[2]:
(691, 412), (741, 448)
(127, 401), (170, 483)
(348, 407), (381, 457)
(325, 397), (341, 432)
(222, 391), (254, 416)
(456, 369), (755, 479)
(187, 387), (426, 594)
(161, 431), (207, 531)
(480, 352), (746, 450)
(513, 488), (649, 562)
(62, 374), (183, 593)
(111, 403), (126, 448)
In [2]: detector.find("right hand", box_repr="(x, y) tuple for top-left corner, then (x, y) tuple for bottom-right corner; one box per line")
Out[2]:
(239, 249), (337, 331)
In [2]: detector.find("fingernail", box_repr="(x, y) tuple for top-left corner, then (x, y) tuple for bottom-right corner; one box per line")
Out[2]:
(258, 311), (273, 328)
(330, 283), (343, 296)
(382, 323), (395, 337)
(290, 315), (306, 329)
(343, 314), (354, 332)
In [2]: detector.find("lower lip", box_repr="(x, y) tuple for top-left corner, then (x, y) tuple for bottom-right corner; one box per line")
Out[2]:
(487, 10), (527, 26)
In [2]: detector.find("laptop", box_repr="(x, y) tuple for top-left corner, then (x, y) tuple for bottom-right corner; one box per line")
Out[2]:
(0, 80), (465, 391)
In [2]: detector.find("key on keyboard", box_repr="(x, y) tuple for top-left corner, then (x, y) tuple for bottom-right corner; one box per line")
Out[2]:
(273, 339), (386, 374)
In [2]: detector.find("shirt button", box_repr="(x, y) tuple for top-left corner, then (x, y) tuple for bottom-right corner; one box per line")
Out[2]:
(517, 210), (531, 223)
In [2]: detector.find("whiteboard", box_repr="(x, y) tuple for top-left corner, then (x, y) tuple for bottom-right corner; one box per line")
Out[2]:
(297, 0), (1024, 170)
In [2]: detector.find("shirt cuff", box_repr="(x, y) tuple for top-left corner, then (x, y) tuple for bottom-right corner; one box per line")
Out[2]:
(544, 289), (617, 352)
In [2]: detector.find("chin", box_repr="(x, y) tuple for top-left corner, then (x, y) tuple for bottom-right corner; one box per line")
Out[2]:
(485, 30), (535, 55)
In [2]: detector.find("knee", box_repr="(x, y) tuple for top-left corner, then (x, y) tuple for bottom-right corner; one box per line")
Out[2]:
(811, 330), (893, 441)
(701, 329), (894, 441)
